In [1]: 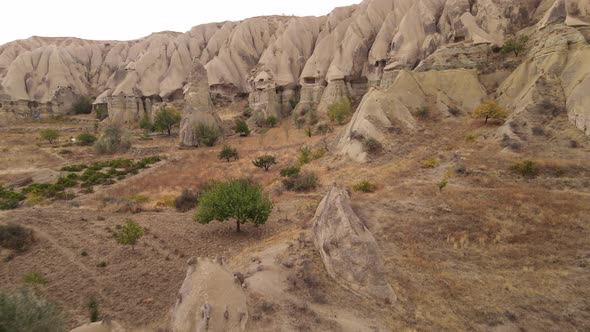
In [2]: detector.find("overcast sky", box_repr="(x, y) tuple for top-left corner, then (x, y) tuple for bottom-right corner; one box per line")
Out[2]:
(0, 0), (359, 45)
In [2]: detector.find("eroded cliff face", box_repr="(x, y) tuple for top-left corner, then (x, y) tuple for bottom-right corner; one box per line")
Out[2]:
(0, 0), (589, 132)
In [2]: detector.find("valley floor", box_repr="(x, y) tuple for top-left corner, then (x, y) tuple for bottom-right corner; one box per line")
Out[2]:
(1, 112), (589, 331)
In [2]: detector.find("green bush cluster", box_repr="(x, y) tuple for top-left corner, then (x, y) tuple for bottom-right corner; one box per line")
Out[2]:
(77, 132), (97, 146)
(252, 155), (277, 171)
(94, 126), (132, 155)
(0, 289), (64, 332)
(0, 223), (33, 252)
(297, 146), (325, 166)
(353, 180), (377, 193)
(282, 171), (319, 192)
(510, 160), (540, 178)
(195, 122), (221, 147)
(328, 97), (352, 125)
(280, 166), (300, 178)
(2, 157), (161, 210)
(218, 145), (239, 162)
(72, 96), (93, 115)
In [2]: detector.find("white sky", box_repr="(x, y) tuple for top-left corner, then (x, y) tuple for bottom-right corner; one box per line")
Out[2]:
(0, 0), (360, 45)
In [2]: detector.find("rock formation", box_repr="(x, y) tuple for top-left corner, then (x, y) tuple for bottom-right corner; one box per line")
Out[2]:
(338, 69), (487, 162)
(312, 185), (396, 304)
(178, 59), (223, 147)
(170, 257), (248, 332)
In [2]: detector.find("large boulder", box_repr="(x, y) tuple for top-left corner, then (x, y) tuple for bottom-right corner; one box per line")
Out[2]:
(171, 257), (248, 332)
(179, 59), (223, 147)
(312, 185), (396, 304)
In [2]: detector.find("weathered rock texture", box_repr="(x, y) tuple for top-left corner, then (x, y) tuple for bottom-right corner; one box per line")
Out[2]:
(0, 0), (589, 135)
(312, 185), (396, 304)
(171, 257), (248, 332)
(178, 59), (223, 147)
(69, 318), (126, 332)
(338, 69), (487, 162)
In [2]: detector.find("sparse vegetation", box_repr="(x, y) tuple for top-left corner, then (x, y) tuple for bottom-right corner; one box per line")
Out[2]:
(0, 186), (26, 210)
(510, 160), (540, 178)
(252, 155), (277, 171)
(282, 171), (319, 192)
(39, 129), (59, 144)
(72, 96), (93, 114)
(0, 223), (33, 252)
(280, 166), (300, 178)
(154, 106), (181, 135)
(174, 189), (199, 212)
(87, 296), (100, 323)
(23, 272), (48, 285)
(363, 137), (383, 155)
(421, 158), (438, 168)
(465, 133), (479, 142)
(114, 219), (144, 250)
(139, 115), (155, 132)
(128, 195), (150, 203)
(0, 288), (64, 332)
(353, 180), (377, 193)
(218, 145), (239, 162)
(328, 97), (352, 125)
(77, 132), (97, 146)
(472, 100), (508, 124)
(194, 122), (221, 147)
(234, 119), (250, 136)
(416, 106), (430, 119)
(97, 261), (108, 268)
(94, 126), (132, 155)
(501, 35), (529, 57)
(265, 116), (278, 128)
(297, 146), (324, 166)
(95, 107), (109, 121)
(194, 178), (273, 232)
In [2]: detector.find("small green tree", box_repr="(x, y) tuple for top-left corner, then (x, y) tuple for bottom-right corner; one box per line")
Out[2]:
(154, 106), (181, 136)
(194, 122), (221, 147)
(138, 115), (154, 132)
(266, 116), (278, 128)
(252, 155), (277, 171)
(194, 178), (273, 232)
(114, 219), (144, 250)
(218, 145), (239, 162)
(328, 97), (352, 125)
(77, 132), (97, 146)
(472, 100), (508, 124)
(39, 129), (59, 144)
(235, 119), (250, 136)
(72, 96), (93, 114)
(501, 35), (529, 56)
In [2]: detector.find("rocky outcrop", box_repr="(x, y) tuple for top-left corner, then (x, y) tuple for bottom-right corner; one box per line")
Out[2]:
(179, 59), (223, 147)
(496, 22), (590, 146)
(171, 257), (248, 332)
(339, 69), (487, 162)
(312, 185), (396, 304)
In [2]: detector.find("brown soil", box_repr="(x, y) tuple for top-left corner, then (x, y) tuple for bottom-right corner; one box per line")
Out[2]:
(1, 111), (589, 331)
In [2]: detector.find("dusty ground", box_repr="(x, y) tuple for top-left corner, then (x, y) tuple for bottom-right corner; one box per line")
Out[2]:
(1, 110), (589, 331)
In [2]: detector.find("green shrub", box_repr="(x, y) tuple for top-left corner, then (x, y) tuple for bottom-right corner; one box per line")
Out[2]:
(416, 106), (430, 119)
(77, 132), (97, 146)
(0, 223), (33, 251)
(97, 261), (108, 268)
(61, 164), (87, 172)
(282, 172), (319, 192)
(194, 178), (273, 232)
(218, 145), (239, 162)
(114, 219), (144, 250)
(472, 100), (508, 124)
(289, 99), (298, 111)
(174, 189), (199, 212)
(87, 296), (99, 322)
(501, 35), (528, 56)
(353, 180), (377, 193)
(252, 155), (277, 171)
(328, 97), (352, 125)
(421, 158), (438, 168)
(0, 187), (26, 210)
(363, 138), (383, 155)
(95, 107), (108, 121)
(154, 106), (181, 135)
(510, 160), (540, 178)
(280, 166), (300, 178)
(128, 195), (150, 203)
(139, 115), (154, 132)
(72, 96), (93, 114)
(0, 288), (64, 332)
(465, 133), (478, 142)
(94, 126), (132, 155)
(194, 122), (221, 147)
(23, 272), (48, 285)
(297, 146), (324, 166)
(234, 119), (250, 136)
(39, 129), (59, 144)
(265, 116), (278, 128)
